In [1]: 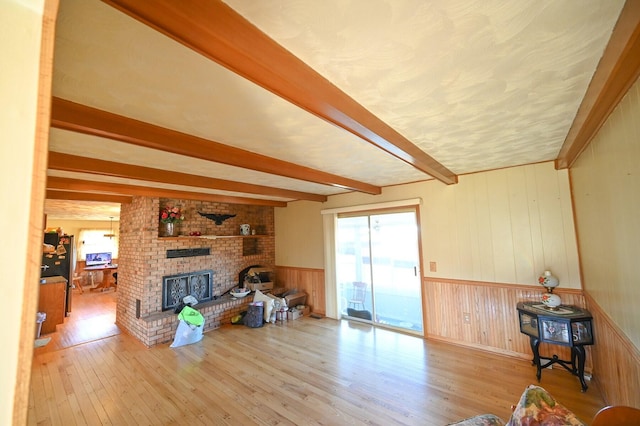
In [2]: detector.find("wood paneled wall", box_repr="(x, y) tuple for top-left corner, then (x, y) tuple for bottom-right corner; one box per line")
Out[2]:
(275, 266), (325, 315)
(585, 292), (640, 407)
(421, 163), (581, 289)
(570, 77), (640, 351)
(424, 278), (589, 367)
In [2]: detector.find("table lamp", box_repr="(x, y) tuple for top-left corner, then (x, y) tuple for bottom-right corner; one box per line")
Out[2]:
(538, 270), (561, 309)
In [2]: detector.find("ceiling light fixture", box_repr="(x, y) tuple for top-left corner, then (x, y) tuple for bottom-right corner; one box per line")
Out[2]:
(104, 217), (116, 239)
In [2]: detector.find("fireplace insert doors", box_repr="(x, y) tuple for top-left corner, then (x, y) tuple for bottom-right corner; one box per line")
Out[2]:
(162, 270), (214, 311)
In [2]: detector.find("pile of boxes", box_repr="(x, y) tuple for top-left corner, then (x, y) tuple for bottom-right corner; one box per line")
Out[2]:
(244, 267), (274, 292)
(273, 288), (309, 321)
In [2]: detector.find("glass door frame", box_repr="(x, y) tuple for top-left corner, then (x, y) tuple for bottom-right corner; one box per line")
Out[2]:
(336, 206), (425, 335)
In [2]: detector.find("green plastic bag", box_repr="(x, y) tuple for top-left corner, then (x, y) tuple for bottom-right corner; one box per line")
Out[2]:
(178, 306), (204, 327)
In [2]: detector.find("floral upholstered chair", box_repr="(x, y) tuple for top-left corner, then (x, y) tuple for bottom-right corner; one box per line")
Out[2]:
(506, 385), (585, 425)
(447, 414), (506, 426)
(448, 384), (587, 426)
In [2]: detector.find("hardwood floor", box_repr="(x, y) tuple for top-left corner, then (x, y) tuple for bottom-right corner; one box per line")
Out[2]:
(29, 299), (608, 425)
(33, 285), (120, 355)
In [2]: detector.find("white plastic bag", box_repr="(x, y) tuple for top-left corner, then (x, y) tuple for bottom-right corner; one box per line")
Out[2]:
(170, 319), (203, 348)
(183, 295), (198, 306)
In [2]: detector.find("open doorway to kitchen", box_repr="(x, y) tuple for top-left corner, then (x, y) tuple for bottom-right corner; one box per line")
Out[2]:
(33, 288), (119, 355)
(336, 208), (423, 334)
(35, 226), (121, 354)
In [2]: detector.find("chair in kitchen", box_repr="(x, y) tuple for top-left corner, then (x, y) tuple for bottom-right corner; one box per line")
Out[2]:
(72, 273), (83, 294)
(347, 281), (368, 310)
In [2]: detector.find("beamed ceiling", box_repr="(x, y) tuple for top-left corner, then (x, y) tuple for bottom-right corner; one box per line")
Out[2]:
(45, 0), (640, 221)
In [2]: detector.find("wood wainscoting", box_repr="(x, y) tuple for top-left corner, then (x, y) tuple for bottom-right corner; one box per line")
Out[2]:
(424, 278), (589, 369)
(275, 265), (325, 315)
(585, 292), (640, 407)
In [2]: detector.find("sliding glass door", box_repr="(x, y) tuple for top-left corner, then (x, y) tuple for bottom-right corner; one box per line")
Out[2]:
(337, 210), (423, 333)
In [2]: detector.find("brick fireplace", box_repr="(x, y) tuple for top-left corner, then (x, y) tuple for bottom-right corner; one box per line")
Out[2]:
(116, 196), (275, 347)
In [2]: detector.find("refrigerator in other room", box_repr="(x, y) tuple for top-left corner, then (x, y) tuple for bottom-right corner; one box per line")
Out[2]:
(42, 233), (76, 316)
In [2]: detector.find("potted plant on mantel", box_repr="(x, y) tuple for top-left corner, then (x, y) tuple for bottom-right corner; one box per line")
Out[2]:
(159, 205), (184, 237)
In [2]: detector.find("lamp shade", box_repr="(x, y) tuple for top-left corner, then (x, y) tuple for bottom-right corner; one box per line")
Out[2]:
(538, 270), (561, 309)
(538, 270), (559, 290)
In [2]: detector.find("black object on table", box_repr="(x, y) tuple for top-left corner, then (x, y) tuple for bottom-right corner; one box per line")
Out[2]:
(516, 301), (594, 392)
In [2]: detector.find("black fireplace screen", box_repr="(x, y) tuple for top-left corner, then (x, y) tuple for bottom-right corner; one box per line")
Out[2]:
(162, 270), (214, 311)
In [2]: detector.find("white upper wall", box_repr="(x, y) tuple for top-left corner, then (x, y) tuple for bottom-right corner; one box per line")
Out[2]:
(277, 161), (580, 289)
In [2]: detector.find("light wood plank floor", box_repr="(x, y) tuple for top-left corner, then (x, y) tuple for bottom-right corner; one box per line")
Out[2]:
(29, 306), (608, 425)
(34, 286), (120, 355)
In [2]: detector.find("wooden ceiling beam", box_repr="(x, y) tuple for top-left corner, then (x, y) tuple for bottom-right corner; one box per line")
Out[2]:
(51, 97), (380, 195)
(48, 152), (327, 202)
(556, 0), (640, 169)
(46, 176), (287, 207)
(46, 189), (132, 204)
(101, 0), (458, 185)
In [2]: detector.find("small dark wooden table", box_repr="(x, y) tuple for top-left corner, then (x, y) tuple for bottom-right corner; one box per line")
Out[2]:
(517, 301), (594, 392)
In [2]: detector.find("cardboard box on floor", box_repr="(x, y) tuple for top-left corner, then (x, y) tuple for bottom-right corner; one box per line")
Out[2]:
(272, 288), (307, 308)
(284, 292), (307, 308)
(287, 306), (310, 320)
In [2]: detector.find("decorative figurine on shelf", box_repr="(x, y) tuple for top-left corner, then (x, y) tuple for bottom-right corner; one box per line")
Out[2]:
(538, 270), (561, 309)
(198, 211), (236, 225)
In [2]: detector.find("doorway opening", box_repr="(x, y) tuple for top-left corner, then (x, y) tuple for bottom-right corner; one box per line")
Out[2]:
(33, 289), (120, 354)
(336, 209), (423, 334)
(35, 226), (121, 354)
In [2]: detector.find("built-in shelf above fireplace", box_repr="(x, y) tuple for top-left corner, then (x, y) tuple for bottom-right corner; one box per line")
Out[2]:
(158, 234), (273, 256)
(158, 234), (273, 240)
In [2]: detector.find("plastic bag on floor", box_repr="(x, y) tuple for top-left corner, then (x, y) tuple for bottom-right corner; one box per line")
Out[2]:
(178, 306), (204, 327)
(35, 312), (46, 338)
(170, 307), (204, 348)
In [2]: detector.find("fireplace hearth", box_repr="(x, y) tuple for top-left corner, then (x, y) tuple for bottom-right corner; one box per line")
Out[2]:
(162, 270), (214, 311)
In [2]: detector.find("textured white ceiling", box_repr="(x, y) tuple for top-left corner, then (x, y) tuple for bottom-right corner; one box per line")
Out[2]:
(224, 0), (623, 172)
(46, 0), (625, 219)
